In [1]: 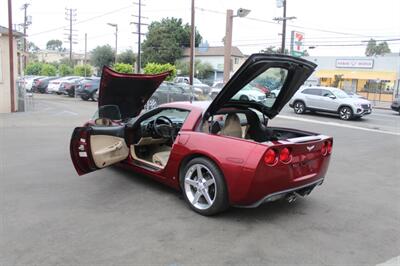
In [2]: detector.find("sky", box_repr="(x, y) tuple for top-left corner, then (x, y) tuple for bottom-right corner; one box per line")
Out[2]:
(1, 0), (400, 57)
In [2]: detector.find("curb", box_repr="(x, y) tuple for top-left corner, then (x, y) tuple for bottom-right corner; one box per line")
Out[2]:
(373, 106), (392, 111)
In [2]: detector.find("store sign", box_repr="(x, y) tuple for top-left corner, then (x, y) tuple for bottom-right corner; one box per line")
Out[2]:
(290, 31), (304, 57)
(336, 59), (374, 69)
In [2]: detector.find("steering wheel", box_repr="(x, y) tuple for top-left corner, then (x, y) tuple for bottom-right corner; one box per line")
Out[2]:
(153, 115), (175, 140)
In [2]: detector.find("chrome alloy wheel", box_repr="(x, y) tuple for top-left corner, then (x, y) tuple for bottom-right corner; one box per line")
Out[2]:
(146, 98), (158, 110)
(184, 164), (217, 210)
(294, 101), (305, 114)
(339, 107), (352, 120)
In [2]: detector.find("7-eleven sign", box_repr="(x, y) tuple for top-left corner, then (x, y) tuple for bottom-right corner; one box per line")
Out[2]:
(290, 31), (305, 57)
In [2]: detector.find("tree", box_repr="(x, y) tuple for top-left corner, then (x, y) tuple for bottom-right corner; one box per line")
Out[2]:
(260, 46), (289, 54)
(74, 65), (93, 77)
(365, 39), (391, 56)
(143, 63), (176, 81)
(25, 62), (43, 75)
(141, 17), (203, 66)
(113, 63), (133, 73)
(91, 45), (115, 70)
(28, 42), (40, 53)
(46, 39), (65, 52)
(40, 64), (57, 76)
(175, 60), (213, 79)
(58, 64), (73, 76)
(117, 50), (136, 65)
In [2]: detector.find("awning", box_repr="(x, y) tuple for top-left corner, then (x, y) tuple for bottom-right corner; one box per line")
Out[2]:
(315, 69), (397, 80)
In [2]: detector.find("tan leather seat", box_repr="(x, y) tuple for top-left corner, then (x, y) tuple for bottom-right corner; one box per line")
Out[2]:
(221, 113), (242, 138)
(152, 150), (171, 167)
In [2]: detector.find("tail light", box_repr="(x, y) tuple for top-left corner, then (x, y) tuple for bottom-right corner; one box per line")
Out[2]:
(279, 147), (292, 163)
(264, 149), (278, 165)
(327, 140), (333, 154)
(321, 142), (327, 156)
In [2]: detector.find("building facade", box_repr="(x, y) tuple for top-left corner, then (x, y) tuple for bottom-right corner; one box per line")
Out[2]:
(304, 54), (400, 102)
(0, 26), (23, 113)
(180, 46), (246, 83)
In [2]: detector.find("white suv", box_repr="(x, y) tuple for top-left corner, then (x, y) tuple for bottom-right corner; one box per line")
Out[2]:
(289, 86), (372, 120)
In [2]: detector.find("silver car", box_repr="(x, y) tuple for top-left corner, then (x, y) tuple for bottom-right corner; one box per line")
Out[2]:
(289, 86), (372, 120)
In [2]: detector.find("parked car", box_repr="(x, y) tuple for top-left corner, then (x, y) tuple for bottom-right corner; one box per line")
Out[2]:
(145, 82), (197, 110)
(231, 84), (267, 102)
(47, 76), (81, 94)
(60, 77), (85, 97)
(69, 54), (333, 216)
(75, 77), (101, 100)
(20, 75), (44, 92)
(32, 76), (59, 93)
(289, 86), (372, 120)
(391, 97), (400, 114)
(173, 76), (211, 94)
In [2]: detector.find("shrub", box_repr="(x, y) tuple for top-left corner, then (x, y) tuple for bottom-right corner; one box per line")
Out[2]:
(40, 64), (57, 76)
(25, 62), (43, 75)
(113, 63), (133, 74)
(74, 64), (93, 77)
(143, 63), (176, 81)
(58, 64), (73, 76)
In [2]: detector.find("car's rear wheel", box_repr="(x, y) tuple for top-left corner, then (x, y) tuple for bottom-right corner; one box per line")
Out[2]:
(181, 157), (229, 216)
(293, 101), (306, 114)
(270, 93), (276, 98)
(339, 106), (353, 120)
(81, 94), (90, 101)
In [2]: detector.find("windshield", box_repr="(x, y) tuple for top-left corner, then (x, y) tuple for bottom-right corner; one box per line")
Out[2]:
(230, 67), (288, 108)
(332, 89), (350, 99)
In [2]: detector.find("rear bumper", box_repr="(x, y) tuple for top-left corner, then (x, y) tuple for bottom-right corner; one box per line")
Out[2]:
(235, 178), (324, 208)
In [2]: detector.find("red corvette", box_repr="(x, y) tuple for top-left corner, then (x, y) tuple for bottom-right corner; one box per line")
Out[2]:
(70, 54), (333, 215)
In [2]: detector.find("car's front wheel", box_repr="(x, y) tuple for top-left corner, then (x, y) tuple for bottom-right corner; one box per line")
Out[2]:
(181, 157), (229, 216)
(293, 101), (306, 114)
(339, 106), (353, 120)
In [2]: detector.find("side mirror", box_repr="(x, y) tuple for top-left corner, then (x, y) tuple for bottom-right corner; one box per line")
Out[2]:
(98, 105), (121, 120)
(329, 95), (336, 99)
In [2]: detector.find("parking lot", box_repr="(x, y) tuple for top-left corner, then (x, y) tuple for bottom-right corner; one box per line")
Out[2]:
(1, 94), (399, 265)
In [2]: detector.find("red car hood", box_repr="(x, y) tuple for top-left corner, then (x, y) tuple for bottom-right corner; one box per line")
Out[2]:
(98, 66), (170, 119)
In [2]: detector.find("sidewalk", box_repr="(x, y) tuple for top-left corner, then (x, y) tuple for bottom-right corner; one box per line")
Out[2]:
(372, 101), (392, 110)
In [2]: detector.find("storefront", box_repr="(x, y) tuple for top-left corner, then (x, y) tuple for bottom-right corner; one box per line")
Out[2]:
(305, 55), (400, 102)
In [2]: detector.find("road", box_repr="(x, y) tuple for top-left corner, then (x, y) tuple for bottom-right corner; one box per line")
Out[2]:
(1, 94), (399, 265)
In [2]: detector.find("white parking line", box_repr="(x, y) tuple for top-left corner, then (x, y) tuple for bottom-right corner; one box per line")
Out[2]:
(277, 115), (400, 136)
(376, 255), (400, 266)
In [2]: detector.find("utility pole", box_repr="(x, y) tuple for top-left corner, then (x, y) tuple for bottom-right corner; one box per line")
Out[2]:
(274, 0), (296, 54)
(84, 33), (87, 76)
(189, 0), (195, 85)
(223, 9), (233, 84)
(21, 3), (31, 70)
(65, 8), (77, 64)
(8, 0), (16, 112)
(132, 1), (147, 73)
(107, 23), (118, 64)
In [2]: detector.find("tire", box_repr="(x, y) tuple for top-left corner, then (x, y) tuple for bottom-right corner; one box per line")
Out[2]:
(81, 94), (90, 101)
(271, 93), (276, 98)
(180, 157), (229, 216)
(293, 101), (306, 114)
(90, 91), (97, 101)
(239, 95), (249, 101)
(339, 106), (353, 120)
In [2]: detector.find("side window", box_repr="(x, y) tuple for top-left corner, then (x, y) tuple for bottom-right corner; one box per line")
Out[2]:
(321, 90), (333, 97)
(302, 89), (321, 96)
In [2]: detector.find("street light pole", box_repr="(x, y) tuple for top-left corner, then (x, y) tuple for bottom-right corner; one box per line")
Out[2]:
(223, 8), (251, 84)
(223, 9), (233, 84)
(281, 0), (286, 53)
(189, 0), (195, 85)
(107, 23), (118, 64)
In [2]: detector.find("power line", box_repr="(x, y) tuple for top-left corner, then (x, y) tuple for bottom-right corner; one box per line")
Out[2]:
(29, 5), (131, 37)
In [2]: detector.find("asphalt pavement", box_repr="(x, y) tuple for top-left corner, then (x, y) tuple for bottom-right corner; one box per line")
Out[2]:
(1, 94), (399, 265)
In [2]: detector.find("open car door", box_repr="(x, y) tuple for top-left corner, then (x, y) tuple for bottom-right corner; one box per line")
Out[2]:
(70, 126), (129, 175)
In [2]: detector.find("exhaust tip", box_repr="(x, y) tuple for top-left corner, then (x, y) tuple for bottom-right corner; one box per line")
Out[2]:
(286, 193), (297, 203)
